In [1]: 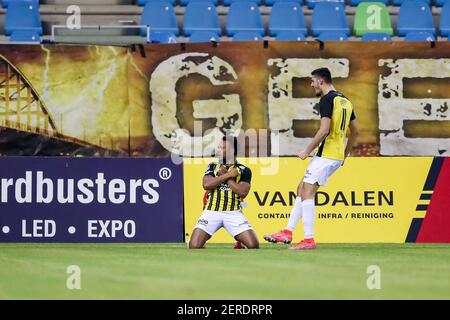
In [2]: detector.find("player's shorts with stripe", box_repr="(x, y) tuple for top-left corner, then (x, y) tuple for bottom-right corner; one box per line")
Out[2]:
(303, 156), (343, 186)
(194, 209), (253, 237)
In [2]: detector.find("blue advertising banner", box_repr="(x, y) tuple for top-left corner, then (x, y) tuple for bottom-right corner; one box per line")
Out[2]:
(0, 157), (184, 242)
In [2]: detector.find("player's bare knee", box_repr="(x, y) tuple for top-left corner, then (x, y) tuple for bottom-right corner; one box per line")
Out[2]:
(249, 242), (260, 249)
(297, 182), (303, 196)
(187, 241), (197, 249)
(302, 194), (314, 201)
(246, 239), (260, 249)
(301, 184), (317, 200)
(188, 239), (203, 249)
(300, 189), (309, 200)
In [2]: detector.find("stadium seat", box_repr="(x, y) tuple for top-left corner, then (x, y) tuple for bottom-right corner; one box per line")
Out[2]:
(436, 0), (450, 6)
(2, 0), (39, 9)
(9, 30), (41, 42)
(233, 31), (263, 41)
(393, 0), (431, 6)
(140, 2), (179, 36)
(441, 2), (450, 36)
(318, 31), (348, 41)
(226, 2), (264, 36)
(268, 2), (307, 37)
(306, 0), (344, 10)
(4, 1), (42, 42)
(190, 31), (220, 42)
(182, 0), (218, 5)
(311, 3), (350, 37)
(397, 1), (435, 36)
(350, 0), (387, 6)
(224, 0), (261, 6)
(265, 0), (303, 6)
(361, 32), (391, 41)
(137, 0), (176, 6)
(354, 2), (393, 36)
(150, 32), (178, 43)
(404, 31), (435, 41)
(275, 31), (306, 40)
(183, 2), (221, 37)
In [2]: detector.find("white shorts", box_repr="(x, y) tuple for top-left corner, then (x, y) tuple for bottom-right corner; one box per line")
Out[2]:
(303, 156), (343, 186)
(194, 209), (254, 237)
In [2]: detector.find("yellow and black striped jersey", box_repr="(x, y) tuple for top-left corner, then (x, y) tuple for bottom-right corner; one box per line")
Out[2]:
(316, 90), (356, 161)
(203, 161), (252, 212)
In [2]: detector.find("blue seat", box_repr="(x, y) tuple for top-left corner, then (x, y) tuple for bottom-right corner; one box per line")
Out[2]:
(226, 2), (264, 36)
(2, 0), (39, 8)
(140, 2), (179, 36)
(150, 32), (177, 43)
(436, 0), (450, 6)
(265, 0), (303, 6)
(190, 31), (220, 42)
(393, 0), (431, 6)
(441, 2), (450, 36)
(137, 0), (176, 6)
(224, 0), (261, 6)
(180, 0), (218, 5)
(9, 30), (41, 42)
(4, 1), (42, 42)
(183, 2), (220, 36)
(306, 0), (344, 9)
(404, 31), (435, 41)
(397, 1), (435, 36)
(350, 0), (387, 5)
(269, 2), (307, 36)
(311, 3), (349, 37)
(361, 32), (391, 41)
(275, 31), (306, 40)
(233, 31), (263, 41)
(318, 31), (348, 41)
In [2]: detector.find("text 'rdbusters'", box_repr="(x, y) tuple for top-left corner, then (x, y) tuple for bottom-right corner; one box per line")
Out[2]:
(0, 171), (160, 205)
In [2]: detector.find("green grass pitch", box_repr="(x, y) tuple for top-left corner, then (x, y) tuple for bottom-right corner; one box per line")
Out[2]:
(1, 243), (450, 300)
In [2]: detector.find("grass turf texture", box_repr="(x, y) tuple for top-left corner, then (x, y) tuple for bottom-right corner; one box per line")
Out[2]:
(1, 243), (450, 300)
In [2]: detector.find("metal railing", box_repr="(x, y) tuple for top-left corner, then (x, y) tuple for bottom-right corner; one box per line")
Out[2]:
(51, 24), (151, 43)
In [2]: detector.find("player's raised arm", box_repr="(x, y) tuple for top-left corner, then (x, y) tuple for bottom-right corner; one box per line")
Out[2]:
(344, 118), (360, 159)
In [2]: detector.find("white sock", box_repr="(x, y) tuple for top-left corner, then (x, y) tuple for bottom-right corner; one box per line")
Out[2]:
(285, 196), (302, 232)
(302, 199), (315, 239)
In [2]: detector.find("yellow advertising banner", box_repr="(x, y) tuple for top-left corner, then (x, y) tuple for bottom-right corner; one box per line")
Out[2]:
(183, 157), (433, 243)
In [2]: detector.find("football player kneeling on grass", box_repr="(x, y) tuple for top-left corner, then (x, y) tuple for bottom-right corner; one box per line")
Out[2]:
(188, 135), (259, 249)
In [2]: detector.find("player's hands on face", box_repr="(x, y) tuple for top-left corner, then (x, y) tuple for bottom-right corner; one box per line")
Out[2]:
(298, 150), (309, 160)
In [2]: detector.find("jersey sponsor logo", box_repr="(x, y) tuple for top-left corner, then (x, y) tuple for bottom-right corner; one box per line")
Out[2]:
(218, 183), (231, 191)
